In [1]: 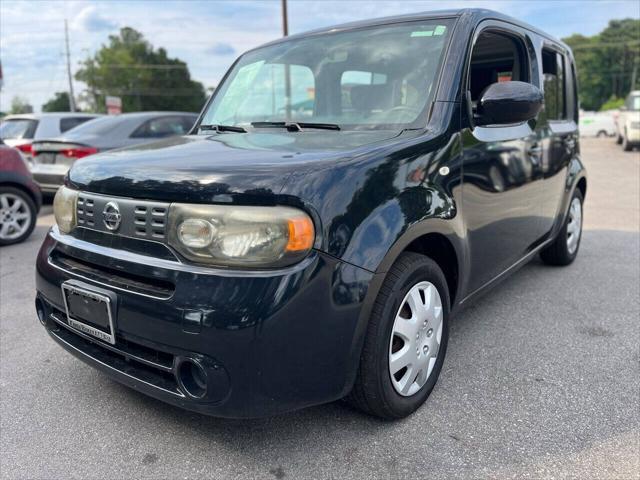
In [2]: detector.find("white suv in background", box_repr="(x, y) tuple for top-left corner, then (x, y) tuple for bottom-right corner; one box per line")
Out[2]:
(615, 91), (640, 151)
(0, 113), (102, 162)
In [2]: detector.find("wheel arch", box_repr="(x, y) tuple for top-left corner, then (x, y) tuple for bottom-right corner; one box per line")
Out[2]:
(576, 176), (587, 200)
(0, 181), (39, 209)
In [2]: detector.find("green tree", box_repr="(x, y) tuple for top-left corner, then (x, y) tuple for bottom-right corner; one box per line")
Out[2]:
(42, 92), (71, 112)
(564, 19), (640, 111)
(600, 95), (625, 111)
(10, 96), (33, 114)
(76, 27), (206, 113)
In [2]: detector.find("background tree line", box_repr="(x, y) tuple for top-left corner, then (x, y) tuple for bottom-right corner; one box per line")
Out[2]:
(563, 18), (639, 111)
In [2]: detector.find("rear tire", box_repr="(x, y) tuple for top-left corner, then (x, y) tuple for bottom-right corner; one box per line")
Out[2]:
(0, 187), (37, 246)
(346, 252), (450, 419)
(540, 189), (583, 266)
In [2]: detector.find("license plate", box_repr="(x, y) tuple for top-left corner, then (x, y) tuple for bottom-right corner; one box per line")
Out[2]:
(35, 153), (56, 164)
(62, 281), (116, 344)
(31, 163), (68, 174)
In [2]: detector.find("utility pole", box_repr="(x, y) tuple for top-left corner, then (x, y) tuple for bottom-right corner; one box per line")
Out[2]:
(281, 0), (291, 119)
(281, 0), (288, 36)
(64, 19), (77, 112)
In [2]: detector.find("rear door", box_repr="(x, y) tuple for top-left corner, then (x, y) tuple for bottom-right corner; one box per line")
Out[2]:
(460, 21), (547, 294)
(537, 47), (578, 234)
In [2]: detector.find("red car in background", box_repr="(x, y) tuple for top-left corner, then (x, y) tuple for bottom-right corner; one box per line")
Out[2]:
(0, 139), (41, 245)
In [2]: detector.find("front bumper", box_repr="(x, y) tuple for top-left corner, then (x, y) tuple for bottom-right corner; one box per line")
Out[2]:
(35, 227), (374, 418)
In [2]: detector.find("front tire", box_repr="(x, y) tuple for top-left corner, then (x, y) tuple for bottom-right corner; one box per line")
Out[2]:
(540, 189), (583, 266)
(346, 252), (450, 419)
(0, 187), (37, 246)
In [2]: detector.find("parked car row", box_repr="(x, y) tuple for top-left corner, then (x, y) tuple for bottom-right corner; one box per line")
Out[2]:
(27, 112), (197, 193)
(0, 111), (198, 244)
(0, 112), (102, 162)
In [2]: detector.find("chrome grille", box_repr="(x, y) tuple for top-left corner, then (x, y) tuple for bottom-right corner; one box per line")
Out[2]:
(77, 196), (95, 227)
(76, 192), (170, 241)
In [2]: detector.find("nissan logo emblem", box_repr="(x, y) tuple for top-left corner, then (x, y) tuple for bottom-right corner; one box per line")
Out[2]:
(102, 201), (122, 231)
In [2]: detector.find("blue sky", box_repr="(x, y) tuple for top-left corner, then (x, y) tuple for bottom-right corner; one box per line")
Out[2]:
(1, 0), (639, 112)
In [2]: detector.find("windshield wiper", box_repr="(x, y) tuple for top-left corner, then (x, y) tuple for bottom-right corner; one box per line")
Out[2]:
(198, 124), (247, 133)
(251, 121), (340, 132)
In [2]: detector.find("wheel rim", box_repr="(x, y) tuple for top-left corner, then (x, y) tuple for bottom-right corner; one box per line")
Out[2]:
(566, 197), (582, 255)
(0, 193), (32, 241)
(389, 281), (443, 397)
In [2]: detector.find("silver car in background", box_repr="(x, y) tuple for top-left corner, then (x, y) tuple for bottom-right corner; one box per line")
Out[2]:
(30, 111), (198, 193)
(0, 113), (102, 162)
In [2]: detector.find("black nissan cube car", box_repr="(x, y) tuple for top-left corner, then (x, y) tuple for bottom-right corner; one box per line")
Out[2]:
(36, 9), (586, 419)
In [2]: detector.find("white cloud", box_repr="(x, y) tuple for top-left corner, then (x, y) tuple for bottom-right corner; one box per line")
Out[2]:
(72, 5), (119, 32)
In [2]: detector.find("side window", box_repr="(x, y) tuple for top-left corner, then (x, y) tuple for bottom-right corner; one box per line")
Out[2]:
(131, 117), (190, 138)
(542, 49), (566, 120)
(59, 117), (94, 133)
(469, 31), (530, 104)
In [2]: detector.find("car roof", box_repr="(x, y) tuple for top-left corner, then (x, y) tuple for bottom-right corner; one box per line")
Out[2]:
(258, 8), (566, 51)
(2, 112), (102, 120)
(2, 112), (196, 122)
(109, 111), (198, 118)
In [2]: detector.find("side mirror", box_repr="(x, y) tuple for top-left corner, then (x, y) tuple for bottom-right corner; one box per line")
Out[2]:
(475, 81), (543, 127)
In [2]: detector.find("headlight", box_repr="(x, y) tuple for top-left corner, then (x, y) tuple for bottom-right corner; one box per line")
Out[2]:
(167, 204), (315, 267)
(53, 186), (78, 234)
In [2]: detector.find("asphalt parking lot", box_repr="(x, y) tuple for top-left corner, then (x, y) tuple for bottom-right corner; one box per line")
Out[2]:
(1, 138), (638, 480)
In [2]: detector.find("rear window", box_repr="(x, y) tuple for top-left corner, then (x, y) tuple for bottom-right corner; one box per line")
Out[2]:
(0, 119), (38, 140)
(131, 116), (196, 138)
(62, 116), (124, 136)
(59, 116), (96, 133)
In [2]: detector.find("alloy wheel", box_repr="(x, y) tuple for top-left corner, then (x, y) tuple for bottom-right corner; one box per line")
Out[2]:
(0, 193), (32, 241)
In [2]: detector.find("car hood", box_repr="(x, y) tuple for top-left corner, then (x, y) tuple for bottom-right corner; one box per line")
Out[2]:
(67, 130), (406, 202)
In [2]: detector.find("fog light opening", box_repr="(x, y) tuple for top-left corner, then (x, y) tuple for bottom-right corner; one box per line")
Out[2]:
(177, 359), (208, 399)
(35, 298), (47, 326)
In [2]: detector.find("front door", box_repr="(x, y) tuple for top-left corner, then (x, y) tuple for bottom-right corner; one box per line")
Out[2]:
(460, 24), (546, 295)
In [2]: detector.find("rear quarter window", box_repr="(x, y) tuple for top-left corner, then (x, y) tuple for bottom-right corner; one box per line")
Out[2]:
(0, 119), (38, 140)
(542, 48), (567, 120)
(59, 117), (96, 133)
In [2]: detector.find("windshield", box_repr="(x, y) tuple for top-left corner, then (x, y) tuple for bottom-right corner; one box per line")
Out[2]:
(629, 94), (640, 111)
(0, 119), (38, 140)
(201, 19), (454, 130)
